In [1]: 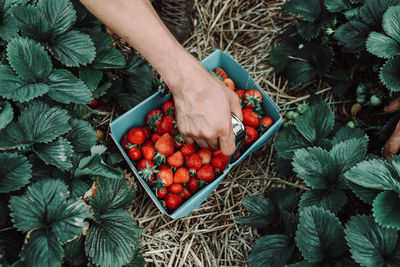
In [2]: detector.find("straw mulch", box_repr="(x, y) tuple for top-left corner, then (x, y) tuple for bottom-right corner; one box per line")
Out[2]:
(114, 0), (335, 266)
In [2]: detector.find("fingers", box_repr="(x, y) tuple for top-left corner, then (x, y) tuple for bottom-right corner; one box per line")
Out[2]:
(230, 92), (243, 121)
(384, 97), (400, 113)
(383, 120), (400, 159)
(218, 119), (235, 155)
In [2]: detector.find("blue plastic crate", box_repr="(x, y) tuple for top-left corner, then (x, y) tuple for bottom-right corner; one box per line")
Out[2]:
(110, 49), (282, 219)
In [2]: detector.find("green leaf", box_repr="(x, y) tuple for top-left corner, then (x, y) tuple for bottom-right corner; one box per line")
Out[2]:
(345, 214), (398, 267)
(331, 126), (366, 146)
(63, 236), (87, 266)
(0, 100), (13, 130)
(269, 45), (295, 73)
(33, 137), (73, 171)
(93, 81), (111, 99)
(346, 179), (381, 204)
(324, 0), (351, 12)
(299, 188), (347, 214)
(70, 179), (90, 199)
(74, 150), (123, 179)
(330, 138), (368, 173)
(64, 119), (97, 153)
(293, 147), (338, 189)
(380, 56), (400, 92)
(373, 191), (400, 230)
(91, 46), (126, 70)
(283, 0), (321, 22)
(0, 10), (18, 41)
(124, 55), (154, 95)
(360, 0), (398, 27)
(299, 43), (334, 77)
(345, 159), (400, 192)
(248, 234), (294, 267)
(334, 21), (370, 52)
(275, 125), (310, 160)
(50, 30), (96, 67)
(295, 102), (335, 143)
(7, 37), (52, 82)
(383, 6), (400, 43)
(79, 67), (103, 91)
(286, 61), (316, 85)
(269, 187), (299, 214)
(0, 152), (31, 193)
(0, 64), (50, 103)
(47, 69), (92, 104)
(11, 5), (50, 41)
(296, 206), (347, 263)
(37, 0), (76, 37)
(236, 196), (278, 228)
(366, 32), (400, 58)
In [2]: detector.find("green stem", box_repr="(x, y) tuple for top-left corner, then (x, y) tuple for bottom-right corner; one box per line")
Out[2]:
(281, 99), (354, 111)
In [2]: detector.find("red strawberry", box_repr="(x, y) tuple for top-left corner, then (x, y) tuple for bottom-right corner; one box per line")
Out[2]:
(164, 194), (183, 211)
(211, 153), (229, 171)
(128, 147), (142, 161)
(261, 116), (273, 128)
(121, 133), (129, 150)
(90, 99), (99, 107)
(156, 167), (173, 187)
(138, 159), (158, 181)
(138, 159), (155, 170)
(156, 187), (168, 199)
(143, 139), (153, 147)
(212, 149), (223, 158)
(236, 89), (245, 100)
(154, 133), (175, 165)
(170, 127), (179, 136)
(128, 127), (146, 145)
(224, 78), (235, 91)
(158, 116), (175, 135)
(242, 108), (260, 128)
(146, 109), (163, 132)
(179, 187), (192, 199)
(244, 89), (262, 108)
(244, 126), (258, 145)
(186, 153), (203, 170)
(140, 126), (151, 139)
(162, 100), (175, 116)
(198, 148), (212, 164)
(213, 67), (228, 79)
(187, 176), (201, 193)
(173, 167), (190, 183)
(181, 142), (196, 156)
(142, 145), (155, 160)
(167, 151), (184, 168)
(174, 134), (185, 148)
(151, 133), (161, 144)
(168, 183), (183, 194)
(197, 164), (215, 183)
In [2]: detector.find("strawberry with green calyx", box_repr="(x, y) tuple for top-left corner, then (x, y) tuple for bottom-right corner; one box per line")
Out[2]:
(209, 70), (224, 80)
(179, 187), (192, 200)
(181, 142), (196, 156)
(188, 168), (197, 176)
(224, 78), (235, 91)
(164, 194), (183, 211)
(156, 167), (174, 187)
(244, 89), (262, 109)
(167, 151), (184, 168)
(187, 176), (201, 193)
(197, 164), (215, 183)
(236, 89), (245, 101)
(162, 100), (175, 116)
(146, 109), (163, 132)
(128, 147), (142, 161)
(157, 115), (175, 135)
(242, 108), (260, 128)
(173, 167), (190, 183)
(156, 187), (168, 199)
(174, 134), (185, 148)
(154, 133), (175, 165)
(168, 183), (183, 194)
(186, 153), (203, 170)
(198, 148), (212, 164)
(211, 153), (229, 171)
(213, 67), (228, 79)
(258, 116), (273, 133)
(128, 127), (146, 145)
(244, 126), (258, 145)
(138, 160), (159, 183)
(142, 145), (155, 160)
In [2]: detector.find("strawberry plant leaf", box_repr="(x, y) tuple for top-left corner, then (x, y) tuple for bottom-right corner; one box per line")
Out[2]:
(269, 45), (295, 73)
(345, 214), (399, 267)
(275, 125), (311, 160)
(300, 43), (334, 77)
(236, 195), (278, 228)
(383, 6), (400, 43)
(331, 126), (366, 146)
(299, 188), (347, 214)
(0, 100), (13, 130)
(11, 5), (50, 41)
(47, 69), (92, 104)
(283, 0), (321, 22)
(70, 179), (90, 199)
(37, 0), (76, 37)
(296, 206), (347, 263)
(33, 137), (73, 171)
(79, 67), (103, 91)
(373, 190), (400, 229)
(345, 159), (400, 192)
(293, 147), (338, 189)
(0, 64), (50, 103)
(7, 37), (52, 83)
(0, 152), (31, 193)
(366, 32), (400, 58)
(324, 0), (351, 12)
(247, 234), (294, 267)
(380, 56), (400, 92)
(269, 187), (299, 214)
(64, 119), (97, 153)
(91, 46), (126, 70)
(289, 262), (318, 267)
(330, 138), (368, 173)
(295, 102), (335, 143)
(93, 81), (111, 98)
(346, 179), (381, 204)
(50, 30), (95, 67)
(360, 0), (398, 27)
(74, 149), (123, 179)
(334, 21), (370, 52)
(63, 236), (87, 266)
(0, 9), (18, 41)
(286, 61), (316, 85)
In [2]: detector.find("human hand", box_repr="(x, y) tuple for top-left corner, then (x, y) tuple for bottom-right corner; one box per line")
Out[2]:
(383, 97), (400, 158)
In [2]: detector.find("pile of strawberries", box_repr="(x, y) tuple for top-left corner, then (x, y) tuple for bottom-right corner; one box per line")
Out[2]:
(120, 67), (273, 213)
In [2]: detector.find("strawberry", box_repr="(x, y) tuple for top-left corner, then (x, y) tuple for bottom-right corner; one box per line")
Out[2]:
(179, 187), (192, 199)
(198, 148), (212, 164)
(187, 176), (201, 193)
(127, 127), (146, 145)
(140, 126), (151, 139)
(138, 160), (158, 181)
(244, 89), (262, 109)
(162, 100), (175, 116)
(186, 153), (203, 170)
(143, 139), (153, 147)
(242, 108), (260, 128)
(213, 67), (228, 79)
(138, 159), (155, 170)
(211, 153), (229, 171)
(209, 70), (224, 80)
(167, 151), (184, 168)
(197, 164), (215, 183)
(181, 142), (196, 156)
(164, 194), (183, 211)
(236, 89), (245, 100)
(244, 126), (258, 145)
(224, 78), (235, 91)
(157, 115), (175, 135)
(90, 99), (99, 107)
(173, 167), (190, 183)
(261, 116), (273, 128)
(168, 183), (183, 194)
(156, 187), (168, 199)
(142, 145), (155, 160)
(121, 133), (129, 150)
(146, 109), (163, 132)
(128, 147), (142, 161)
(156, 167), (173, 187)
(154, 133), (175, 165)
(170, 127), (179, 136)
(212, 149), (223, 158)
(151, 133), (161, 144)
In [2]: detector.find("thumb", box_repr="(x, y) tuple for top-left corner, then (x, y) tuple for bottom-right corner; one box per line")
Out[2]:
(384, 97), (400, 113)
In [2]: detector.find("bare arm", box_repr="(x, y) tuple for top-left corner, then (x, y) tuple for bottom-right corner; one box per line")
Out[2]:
(80, 0), (242, 155)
